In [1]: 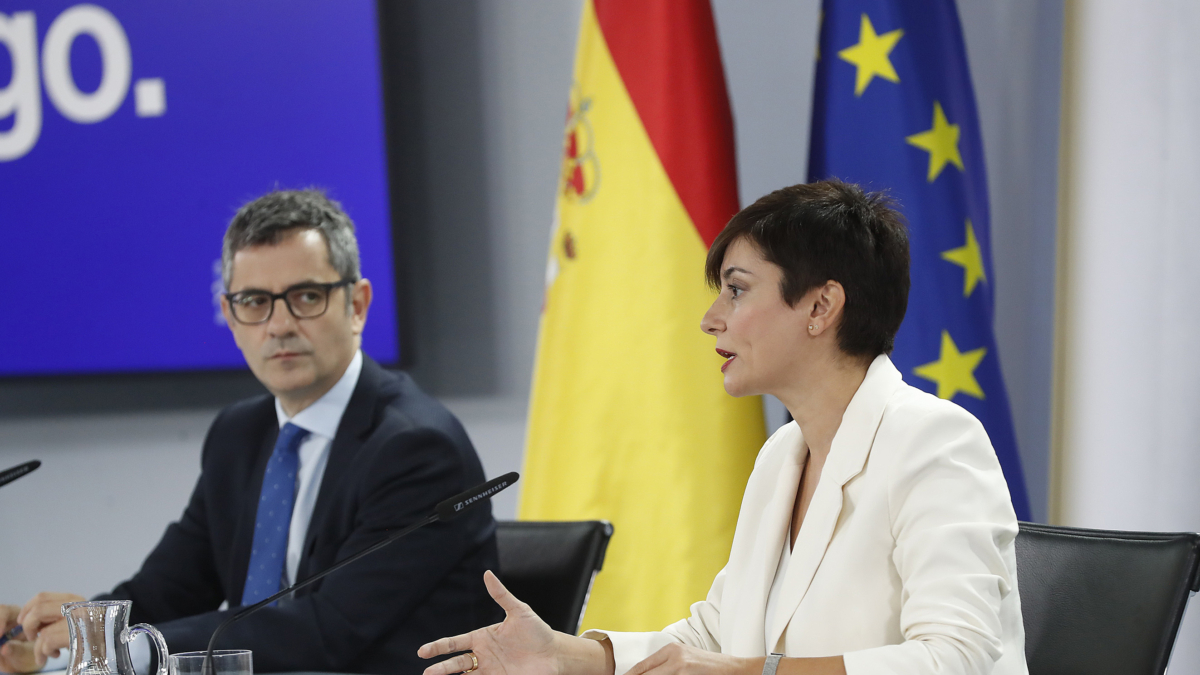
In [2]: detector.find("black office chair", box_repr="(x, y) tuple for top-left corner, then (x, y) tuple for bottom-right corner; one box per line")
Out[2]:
(1016, 522), (1200, 675)
(496, 520), (614, 635)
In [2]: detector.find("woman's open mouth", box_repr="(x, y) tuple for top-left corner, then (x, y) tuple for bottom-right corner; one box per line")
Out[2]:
(716, 348), (736, 372)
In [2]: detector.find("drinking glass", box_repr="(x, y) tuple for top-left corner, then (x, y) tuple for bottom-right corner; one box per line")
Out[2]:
(168, 650), (252, 675)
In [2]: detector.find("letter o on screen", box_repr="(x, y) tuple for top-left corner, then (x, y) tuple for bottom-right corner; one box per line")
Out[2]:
(42, 4), (131, 124)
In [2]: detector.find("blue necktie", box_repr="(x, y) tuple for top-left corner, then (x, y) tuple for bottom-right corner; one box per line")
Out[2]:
(242, 421), (308, 606)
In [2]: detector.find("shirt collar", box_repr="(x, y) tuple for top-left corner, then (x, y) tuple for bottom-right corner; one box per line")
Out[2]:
(275, 350), (364, 439)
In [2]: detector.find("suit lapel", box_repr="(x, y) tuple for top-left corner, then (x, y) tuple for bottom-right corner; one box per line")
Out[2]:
(764, 356), (903, 651)
(725, 425), (806, 655)
(296, 357), (385, 579)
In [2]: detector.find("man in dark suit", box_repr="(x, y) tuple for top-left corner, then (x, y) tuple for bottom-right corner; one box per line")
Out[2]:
(0, 190), (500, 674)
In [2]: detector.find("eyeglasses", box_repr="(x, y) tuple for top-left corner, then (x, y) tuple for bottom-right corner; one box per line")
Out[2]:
(224, 279), (354, 325)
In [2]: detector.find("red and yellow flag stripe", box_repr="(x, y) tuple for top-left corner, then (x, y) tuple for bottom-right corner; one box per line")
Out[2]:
(520, 0), (765, 632)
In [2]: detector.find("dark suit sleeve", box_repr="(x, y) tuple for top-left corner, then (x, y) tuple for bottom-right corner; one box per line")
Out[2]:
(148, 424), (494, 673)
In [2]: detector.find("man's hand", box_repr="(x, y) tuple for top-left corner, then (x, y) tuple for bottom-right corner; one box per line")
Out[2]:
(0, 639), (43, 674)
(15, 592), (84, 666)
(0, 604), (19, 638)
(0, 604), (42, 674)
(30, 620), (69, 664)
(626, 643), (758, 675)
(418, 571), (612, 675)
(16, 592), (83, 641)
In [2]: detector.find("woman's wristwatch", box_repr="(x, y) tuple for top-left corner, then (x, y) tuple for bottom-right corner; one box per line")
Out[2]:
(762, 653), (785, 675)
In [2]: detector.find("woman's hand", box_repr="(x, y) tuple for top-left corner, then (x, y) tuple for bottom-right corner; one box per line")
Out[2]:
(419, 571), (610, 675)
(626, 643), (759, 675)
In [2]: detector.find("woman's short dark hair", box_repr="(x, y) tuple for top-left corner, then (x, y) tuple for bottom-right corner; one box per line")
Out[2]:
(705, 179), (910, 357)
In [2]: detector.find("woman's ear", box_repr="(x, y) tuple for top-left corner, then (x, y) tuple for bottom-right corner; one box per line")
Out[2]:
(807, 281), (846, 335)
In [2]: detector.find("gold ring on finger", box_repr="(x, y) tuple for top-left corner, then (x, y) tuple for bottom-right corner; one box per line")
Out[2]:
(462, 652), (479, 674)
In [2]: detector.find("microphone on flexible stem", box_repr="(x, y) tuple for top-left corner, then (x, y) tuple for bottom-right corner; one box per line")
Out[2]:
(0, 461), (40, 490)
(202, 471), (520, 675)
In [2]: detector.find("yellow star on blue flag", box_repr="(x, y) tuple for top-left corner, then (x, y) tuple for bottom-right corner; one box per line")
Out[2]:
(914, 331), (986, 400)
(837, 14), (904, 96)
(942, 219), (986, 297)
(906, 101), (963, 181)
(808, 0), (1030, 519)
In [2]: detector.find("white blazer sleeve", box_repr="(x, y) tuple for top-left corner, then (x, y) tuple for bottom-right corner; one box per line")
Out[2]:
(581, 424), (798, 675)
(842, 405), (1019, 675)
(583, 567), (728, 674)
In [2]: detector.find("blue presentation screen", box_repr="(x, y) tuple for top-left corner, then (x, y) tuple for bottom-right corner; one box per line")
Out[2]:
(0, 0), (399, 376)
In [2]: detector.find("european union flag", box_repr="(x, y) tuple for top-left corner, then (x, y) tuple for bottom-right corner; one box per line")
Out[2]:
(808, 0), (1031, 519)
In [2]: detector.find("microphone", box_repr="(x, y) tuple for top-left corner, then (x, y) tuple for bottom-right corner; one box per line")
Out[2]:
(436, 471), (520, 521)
(0, 461), (40, 490)
(203, 471), (519, 675)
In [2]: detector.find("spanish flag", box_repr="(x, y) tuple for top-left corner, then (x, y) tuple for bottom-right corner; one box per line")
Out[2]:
(519, 0), (767, 632)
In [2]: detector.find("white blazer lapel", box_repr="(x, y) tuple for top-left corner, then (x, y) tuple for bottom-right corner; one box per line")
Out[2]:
(723, 424), (806, 655)
(764, 356), (903, 651)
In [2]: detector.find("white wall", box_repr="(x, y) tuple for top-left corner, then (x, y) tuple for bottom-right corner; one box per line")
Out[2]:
(1057, 2), (1200, 670)
(0, 412), (208, 601)
(958, 0), (1064, 524)
(0, 0), (1062, 617)
(1057, 0), (1200, 535)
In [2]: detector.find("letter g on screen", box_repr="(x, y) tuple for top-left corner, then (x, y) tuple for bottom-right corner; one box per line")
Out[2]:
(0, 4), (164, 161)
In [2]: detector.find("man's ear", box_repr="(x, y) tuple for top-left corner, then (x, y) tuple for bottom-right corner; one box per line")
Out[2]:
(219, 295), (235, 331)
(351, 278), (373, 335)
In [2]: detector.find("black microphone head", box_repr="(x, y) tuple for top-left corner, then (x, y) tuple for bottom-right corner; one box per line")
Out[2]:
(0, 460), (40, 489)
(436, 472), (519, 521)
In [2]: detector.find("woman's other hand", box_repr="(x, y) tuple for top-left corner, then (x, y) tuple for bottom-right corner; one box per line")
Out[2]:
(628, 646), (847, 675)
(626, 643), (758, 675)
(418, 570), (613, 675)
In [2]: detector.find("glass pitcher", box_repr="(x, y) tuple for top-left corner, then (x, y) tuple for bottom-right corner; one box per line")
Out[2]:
(61, 600), (169, 675)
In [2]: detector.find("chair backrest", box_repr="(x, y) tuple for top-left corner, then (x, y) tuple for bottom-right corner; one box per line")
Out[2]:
(496, 520), (614, 635)
(1016, 522), (1200, 675)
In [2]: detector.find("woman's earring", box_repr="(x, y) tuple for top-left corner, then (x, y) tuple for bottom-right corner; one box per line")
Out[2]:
(809, 325), (817, 332)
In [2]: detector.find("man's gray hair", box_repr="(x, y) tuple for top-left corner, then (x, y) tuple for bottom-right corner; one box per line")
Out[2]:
(222, 189), (362, 289)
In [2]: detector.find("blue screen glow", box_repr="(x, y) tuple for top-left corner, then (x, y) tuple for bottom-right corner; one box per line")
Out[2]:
(0, 0), (398, 375)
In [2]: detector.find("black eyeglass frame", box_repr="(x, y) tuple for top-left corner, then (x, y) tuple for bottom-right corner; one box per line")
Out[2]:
(223, 279), (356, 325)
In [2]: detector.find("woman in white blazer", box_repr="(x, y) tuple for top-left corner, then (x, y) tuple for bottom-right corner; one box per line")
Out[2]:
(420, 180), (1027, 675)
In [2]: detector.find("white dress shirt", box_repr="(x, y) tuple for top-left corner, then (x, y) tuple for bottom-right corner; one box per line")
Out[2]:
(274, 349), (363, 586)
(111, 352), (363, 675)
